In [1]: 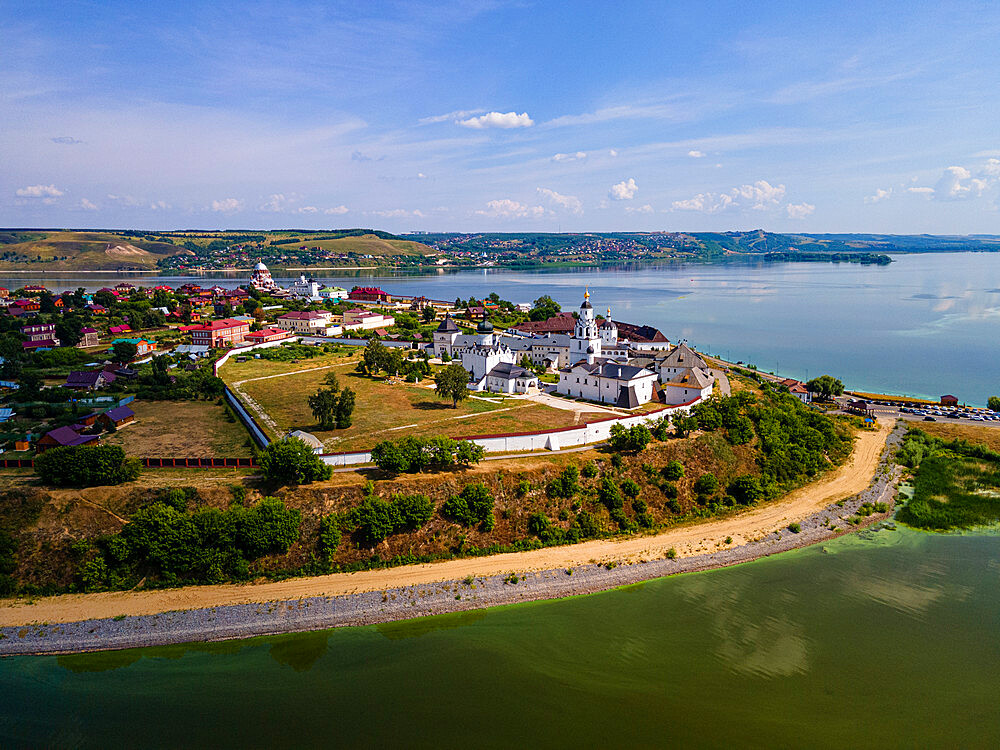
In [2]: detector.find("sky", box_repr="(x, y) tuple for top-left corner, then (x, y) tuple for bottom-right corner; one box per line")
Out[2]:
(3, 0), (1000, 234)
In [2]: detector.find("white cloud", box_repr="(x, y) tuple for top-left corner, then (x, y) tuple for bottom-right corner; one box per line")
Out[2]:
(551, 151), (587, 162)
(934, 166), (987, 200)
(150, 200), (170, 210)
(419, 108), (485, 125)
(260, 193), (293, 212)
(369, 208), (424, 218)
(982, 158), (1000, 176)
(537, 188), (583, 214)
(864, 188), (892, 204)
(16, 184), (63, 199)
(907, 186), (934, 195)
(609, 178), (638, 201)
(211, 198), (243, 213)
(324, 205), (349, 215)
(609, 149), (618, 157)
(672, 180), (787, 214)
(79, 198), (98, 210)
(458, 111), (534, 129)
(417, 172), (427, 179)
(625, 204), (654, 214)
(296, 206), (318, 214)
(786, 202), (815, 219)
(688, 150), (705, 158)
(475, 199), (547, 219)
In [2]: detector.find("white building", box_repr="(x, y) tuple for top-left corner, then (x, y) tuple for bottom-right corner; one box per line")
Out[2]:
(482, 362), (539, 394)
(557, 360), (658, 407)
(433, 315), (496, 358)
(275, 310), (334, 333)
(661, 367), (714, 405)
(287, 275), (321, 300)
(342, 308), (394, 331)
(658, 343), (709, 381)
(318, 286), (349, 301)
(462, 343), (514, 384)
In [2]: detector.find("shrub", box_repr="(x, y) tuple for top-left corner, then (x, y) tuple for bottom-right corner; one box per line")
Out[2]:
(693, 473), (719, 501)
(527, 512), (561, 543)
(621, 478), (641, 499)
(442, 483), (495, 530)
(515, 479), (532, 497)
(598, 476), (624, 511)
(661, 460), (685, 481)
(727, 475), (766, 506)
(581, 462), (599, 479)
(371, 436), (483, 474)
(787, 522), (801, 533)
(35, 445), (141, 488)
(547, 465), (580, 499)
(393, 494), (434, 531)
(665, 547), (677, 560)
(608, 423), (652, 453)
(318, 515), (340, 562)
(353, 496), (402, 546)
(610, 453), (623, 470)
(661, 482), (679, 499)
(258, 438), (332, 484)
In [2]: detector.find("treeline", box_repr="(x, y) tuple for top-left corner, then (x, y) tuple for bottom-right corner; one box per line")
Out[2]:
(269, 229), (401, 245)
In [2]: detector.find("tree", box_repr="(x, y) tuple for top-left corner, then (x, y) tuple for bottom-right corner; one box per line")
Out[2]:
(661, 460), (685, 481)
(435, 363), (470, 408)
(323, 372), (340, 391)
(335, 387), (355, 428)
(989, 396), (1000, 412)
(308, 387), (340, 429)
(151, 355), (171, 386)
(806, 375), (845, 401)
(693, 473), (719, 501)
(608, 423), (651, 453)
(530, 294), (561, 321)
(94, 290), (117, 308)
(441, 483), (495, 530)
(674, 414), (699, 438)
(728, 475), (766, 506)
(35, 445), (141, 488)
(363, 339), (389, 376)
(421, 306), (436, 323)
(112, 340), (139, 364)
(258, 437), (332, 484)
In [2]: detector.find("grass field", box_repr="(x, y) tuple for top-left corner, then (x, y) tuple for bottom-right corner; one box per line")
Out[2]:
(913, 422), (1000, 452)
(100, 400), (253, 457)
(0, 231), (189, 270)
(221, 352), (606, 451)
(270, 234), (431, 257)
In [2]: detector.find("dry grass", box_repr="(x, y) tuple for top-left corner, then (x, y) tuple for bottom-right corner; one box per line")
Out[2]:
(223, 352), (605, 451)
(912, 422), (1000, 452)
(100, 400), (253, 457)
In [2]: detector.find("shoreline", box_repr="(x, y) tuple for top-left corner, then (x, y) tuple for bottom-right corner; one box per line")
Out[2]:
(0, 422), (902, 656)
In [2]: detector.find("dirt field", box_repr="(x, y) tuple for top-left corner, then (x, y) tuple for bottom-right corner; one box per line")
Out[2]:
(223, 353), (605, 451)
(100, 400), (253, 457)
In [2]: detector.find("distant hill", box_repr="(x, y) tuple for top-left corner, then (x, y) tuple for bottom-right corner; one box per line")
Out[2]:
(0, 230), (193, 271)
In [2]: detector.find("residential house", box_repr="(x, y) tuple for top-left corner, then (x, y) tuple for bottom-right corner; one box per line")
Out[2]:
(36, 426), (99, 451)
(111, 338), (156, 357)
(20, 323), (60, 349)
(63, 369), (116, 391)
(98, 405), (135, 430)
(318, 286), (349, 301)
(341, 308), (394, 331)
(85, 303), (108, 315)
(245, 327), (294, 344)
(8, 299), (40, 316)
(941, 394), (960, 406)
(185, 318), (250, 348)
(779, 378), (812, 404)
(109, 324), (131, 335)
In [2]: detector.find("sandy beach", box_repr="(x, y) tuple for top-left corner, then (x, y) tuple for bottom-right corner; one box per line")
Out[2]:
(0, 421), (898, 654)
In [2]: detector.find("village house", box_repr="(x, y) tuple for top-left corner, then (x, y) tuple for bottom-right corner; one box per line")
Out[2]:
(63, 369), (116, 390)
(7, 299), (41, 316)
(318, 286), (349, 301)
(184, 318), (251, 348)
(20, 323), (60, 349)
(342, 308), (394, 331)
(110, 337), (156, 357)
(245, 327), (294, 344)
(275, 310), (334, 334)
(36, 426), (99, 451)
(98, 405), (135, 431)
(779, 378), (812, 403)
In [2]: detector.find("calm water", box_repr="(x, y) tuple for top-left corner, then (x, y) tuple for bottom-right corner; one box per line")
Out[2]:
(5, 252), (998, 403)
(2, 527), (999, 748)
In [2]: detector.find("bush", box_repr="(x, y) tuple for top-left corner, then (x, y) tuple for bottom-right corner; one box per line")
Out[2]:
(787, 522), (801, 533)
(581, 462), (598, 479)
(661, 460), (685, 481)
(598, 476), (624, 511)
(516, 479), (532, 497)
(608, 423), (652, 453)
(318, 515), (340, 562)
(727, 475), (766, 506)
(258, 437), (332, 484)
(353, 496), (402, 545)
(621, 478), (641, 499)
(35, 445), (141, 488)
(547, 465), (580, 499)
(394, 494), (434, 531)
(693, 473), (719, 501)
(661, 482), (679, 499)
(371, 436), (484, 474)
(442, 483), (495, 530)
(527, 512), (561, 543)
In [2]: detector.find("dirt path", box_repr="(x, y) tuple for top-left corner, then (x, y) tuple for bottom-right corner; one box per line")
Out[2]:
(0, 421), (891, 627)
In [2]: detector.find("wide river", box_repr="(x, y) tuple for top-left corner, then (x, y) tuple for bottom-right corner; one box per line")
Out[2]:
(1, 254), (999, 746)
(5, 252), (998, 403)
(2, 527), (998, 748)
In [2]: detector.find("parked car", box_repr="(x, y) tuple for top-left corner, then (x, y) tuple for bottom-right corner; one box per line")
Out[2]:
(923, 416), (937, 421)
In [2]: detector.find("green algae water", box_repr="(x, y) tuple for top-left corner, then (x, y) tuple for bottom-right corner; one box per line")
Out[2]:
(2, 526), (999, 748)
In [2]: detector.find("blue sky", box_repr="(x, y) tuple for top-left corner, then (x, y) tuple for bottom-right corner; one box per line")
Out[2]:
(3, 0), (1000, 233)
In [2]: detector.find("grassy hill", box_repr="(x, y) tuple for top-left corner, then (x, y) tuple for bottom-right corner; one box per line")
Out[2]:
(0, 231), (193, 271)
(265, 233), (431, 257)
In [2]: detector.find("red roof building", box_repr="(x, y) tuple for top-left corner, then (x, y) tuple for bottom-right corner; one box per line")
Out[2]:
(348, 286), (391, 303)
(245, 327), (293, 343)
(186, 318), (251, 348)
